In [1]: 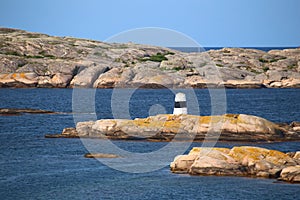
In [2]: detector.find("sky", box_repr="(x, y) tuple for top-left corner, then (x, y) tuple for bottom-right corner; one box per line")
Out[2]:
(0, 0), (299, 47)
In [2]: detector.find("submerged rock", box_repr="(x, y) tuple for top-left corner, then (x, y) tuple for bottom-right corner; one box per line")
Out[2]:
(170, 146), (300, 183)
(84, 153), (120, 158)
(45, 127), (78, 138)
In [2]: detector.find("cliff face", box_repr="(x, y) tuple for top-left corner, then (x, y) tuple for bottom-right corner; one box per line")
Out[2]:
(1, 27), (300, 88)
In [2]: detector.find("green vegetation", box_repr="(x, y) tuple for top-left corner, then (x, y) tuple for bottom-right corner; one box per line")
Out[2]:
(25, 33), (46, 38)
(149, 53), (168, 62)
(76, 49), (84, 54)
(269, 57), (286, 62)
(287, 64), (297, 70)
(1, 49), (58, 59)
(70, 43), (79, 47)
(116, 44), (128, 49)
(188, 68), (195, 72)
(47, 40), (62, 45)
(87, 44), (97, 48)
(259, 56), (287, 63)
(259, 58), (269, 63)
(269, 59), (278, 63)
(173, 67), (182, 71)
(2, 49), (58, 59)
(250, 69), (260, 74)
(93, 51), (108, 58)
(93, 51), (102, 56)
(0, 42), (5, 48)
(216, 63), (223, 67)
(44, 54), (55, 59)
(139, 52), (173, 62)
(114, 58), (121, 62)
(263, 66), (270, 72)
(1, 37), (13, 42)
(39, 50), (56, 59)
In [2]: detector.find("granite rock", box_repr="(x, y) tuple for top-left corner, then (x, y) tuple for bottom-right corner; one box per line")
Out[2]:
(48, 114), (300, 141)
(171, 146), (300, 183)
(1, 28), (299, 88)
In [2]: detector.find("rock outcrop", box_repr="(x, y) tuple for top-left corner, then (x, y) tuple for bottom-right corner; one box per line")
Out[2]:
(1, 28), (300, 88)
(280, 166), (300, 182)
(84, 153), (120, 158)
(46, 114), (300, 142)
(170, 146), (300, 183)
(0, 108), (57, 115)
(45, 127), (78, 138)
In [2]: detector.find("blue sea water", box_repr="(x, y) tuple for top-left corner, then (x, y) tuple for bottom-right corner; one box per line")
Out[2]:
(0, 88), (299, 199)
(170, 46), (298, 52)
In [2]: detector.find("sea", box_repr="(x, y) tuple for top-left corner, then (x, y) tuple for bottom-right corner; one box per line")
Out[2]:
(170, 46), (298, 52)
(0, 47), (300, 199)
(0, 88), (300, 200)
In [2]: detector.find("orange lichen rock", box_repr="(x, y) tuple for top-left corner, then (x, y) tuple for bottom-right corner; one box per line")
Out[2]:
(171, 146), (300, 183)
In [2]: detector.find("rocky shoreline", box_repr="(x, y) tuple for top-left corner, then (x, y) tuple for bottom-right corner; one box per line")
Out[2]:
(1, 28), (300, 89)
(170, 146), (300, 183)
(45, 114), (300, 142)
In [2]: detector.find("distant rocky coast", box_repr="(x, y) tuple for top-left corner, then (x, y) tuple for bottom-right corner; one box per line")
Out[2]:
(0, 28), (300, 89)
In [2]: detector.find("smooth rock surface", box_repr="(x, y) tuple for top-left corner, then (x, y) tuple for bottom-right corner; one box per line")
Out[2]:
(280, 166), (300, 183)
(171, 146), (300, 183)
(1, 28), (300, 88)
(47, 114), (300, 141)
(75, 114), (286, 141)
(70, 64), (108, 87)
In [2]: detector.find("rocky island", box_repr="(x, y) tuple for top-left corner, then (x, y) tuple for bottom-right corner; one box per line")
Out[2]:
(170, 146), (300, 183)
(44, 112), (300, 183)
(1, 27), (300, 88)
(45, 114), (300, 142)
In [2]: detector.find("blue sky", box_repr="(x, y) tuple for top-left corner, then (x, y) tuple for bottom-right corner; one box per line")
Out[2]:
(0, 0), (299, 47)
